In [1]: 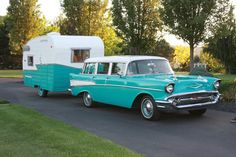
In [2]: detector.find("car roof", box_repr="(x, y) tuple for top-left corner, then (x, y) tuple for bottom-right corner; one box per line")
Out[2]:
(85, 56), (167, 63)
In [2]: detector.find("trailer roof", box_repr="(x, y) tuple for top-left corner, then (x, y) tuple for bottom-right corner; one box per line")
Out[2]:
(26, 32), (104, 50)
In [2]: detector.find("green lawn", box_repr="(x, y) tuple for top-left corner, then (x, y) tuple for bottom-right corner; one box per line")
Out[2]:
(0, 99), (143, 157)
(214, 73), (236, 82)
(0, 70), (22, 78)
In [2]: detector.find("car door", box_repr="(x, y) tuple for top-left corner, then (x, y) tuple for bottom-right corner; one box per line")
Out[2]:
(91, 62), (110, 102)
(104, 62), (133, 108)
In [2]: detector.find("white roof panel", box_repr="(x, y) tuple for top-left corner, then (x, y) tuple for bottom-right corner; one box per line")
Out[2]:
(85, 56), (167, 63)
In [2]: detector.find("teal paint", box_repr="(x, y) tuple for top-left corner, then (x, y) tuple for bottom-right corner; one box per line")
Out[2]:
(70, 74), (219, 109)
(24, 64), (82, 92)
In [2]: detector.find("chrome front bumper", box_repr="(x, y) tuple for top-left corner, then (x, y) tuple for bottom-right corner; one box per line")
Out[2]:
(155, 91), (221, 111)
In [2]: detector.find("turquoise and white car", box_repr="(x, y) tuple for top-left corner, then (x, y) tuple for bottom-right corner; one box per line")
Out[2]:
(69, 56), (221, 120)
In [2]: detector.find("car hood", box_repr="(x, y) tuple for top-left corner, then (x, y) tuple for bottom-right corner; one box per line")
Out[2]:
(129, 74), (219, 94)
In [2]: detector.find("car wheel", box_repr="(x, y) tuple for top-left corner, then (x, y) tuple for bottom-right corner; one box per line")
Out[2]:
(140, 95), (161, 120)
(38, 87), (48, 97)
(83, 92), (94, 108)
(188, 108), (207, 116)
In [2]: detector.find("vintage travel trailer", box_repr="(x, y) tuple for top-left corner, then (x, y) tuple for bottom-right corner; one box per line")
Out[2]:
(23, 32), (104, 97)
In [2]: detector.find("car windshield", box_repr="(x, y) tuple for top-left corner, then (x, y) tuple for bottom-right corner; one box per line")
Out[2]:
(127, 59), (174, 75)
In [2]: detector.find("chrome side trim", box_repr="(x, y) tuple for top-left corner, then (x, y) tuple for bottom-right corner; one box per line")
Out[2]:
(24, 75), (32, 78)
(71, 83), (163, 92)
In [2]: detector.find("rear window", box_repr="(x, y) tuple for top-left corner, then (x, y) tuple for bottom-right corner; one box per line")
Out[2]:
(72, 49), (90, 63)
(83, 63), (96, 74)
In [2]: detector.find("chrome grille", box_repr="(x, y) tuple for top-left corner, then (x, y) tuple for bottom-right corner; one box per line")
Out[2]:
(167, 92), (219, 107)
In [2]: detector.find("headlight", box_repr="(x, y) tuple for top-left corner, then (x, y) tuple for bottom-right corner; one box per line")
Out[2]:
(165, 84), (174, 93)
(214, 81), (220, 89)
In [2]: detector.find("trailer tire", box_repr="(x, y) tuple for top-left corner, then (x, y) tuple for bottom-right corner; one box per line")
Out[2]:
(38, 87), (48, 97)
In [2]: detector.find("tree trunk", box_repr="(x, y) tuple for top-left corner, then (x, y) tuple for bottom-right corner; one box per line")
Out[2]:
(190, 43), (194, 71)
(226, 65), (231, 74)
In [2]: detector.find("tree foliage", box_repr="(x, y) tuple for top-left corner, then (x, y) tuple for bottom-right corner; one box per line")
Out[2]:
(0, 16), (11, 67)
(200, 51), (225, 73)
(161, 0), (221, 70)
(153, 38), (174, 60)
(39, 16), (59, 35)
(172, 45), (190, 71)
(0, 16), (10, 56)
(60, 0), (122, 56)
(205, 5), (236, 74)
(7, 0), (43, 55)
(112, 0), (161, 55)
(61, 0), (108, 35)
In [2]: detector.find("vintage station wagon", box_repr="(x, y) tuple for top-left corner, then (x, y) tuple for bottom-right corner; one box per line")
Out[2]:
(69, 56), (221, 120)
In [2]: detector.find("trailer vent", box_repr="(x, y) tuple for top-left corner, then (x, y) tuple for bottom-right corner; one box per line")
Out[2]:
(23, 45), (30, 51)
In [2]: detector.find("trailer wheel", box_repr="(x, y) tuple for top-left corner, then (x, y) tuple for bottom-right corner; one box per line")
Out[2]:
(38, 87), (48, 97)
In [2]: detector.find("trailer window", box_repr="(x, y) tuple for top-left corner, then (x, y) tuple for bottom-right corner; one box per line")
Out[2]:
(27, 56), (33, 66)
(72, 49), (90, 63)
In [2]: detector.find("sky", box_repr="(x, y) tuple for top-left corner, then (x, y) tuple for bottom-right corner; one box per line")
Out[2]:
(0, 0), (236, 46)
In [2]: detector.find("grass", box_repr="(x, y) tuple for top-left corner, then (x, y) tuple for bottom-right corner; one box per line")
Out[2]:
(0, 70), (22, 78)
(0, 99), (143, 157)
(214, 74), (236, 82)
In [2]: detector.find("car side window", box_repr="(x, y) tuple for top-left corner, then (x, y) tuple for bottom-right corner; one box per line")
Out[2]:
(111, 63), (126, 75)
(127, 62), (138, 75)
(97, 63), (109, 74)
(83, 63), (96, 74)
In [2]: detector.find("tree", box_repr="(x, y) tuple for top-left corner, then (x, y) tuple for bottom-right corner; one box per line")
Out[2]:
(205, 5), (236, 74)
(161, 0), (222, 70)
(153, 38), (174, 60)
(172, 45), (190, 71)
(0, 16), (11, 68)
(61, 0), (108, 35)
(60, 0), (122, 56)
(112, 0), (161, 55)
(39, 16), (59, 35)
(7, 0), (43, 55)
(200, 51), (225, 73)
(95, 11), (123, 56)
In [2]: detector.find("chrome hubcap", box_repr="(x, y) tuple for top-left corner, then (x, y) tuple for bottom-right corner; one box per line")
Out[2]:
(38, 88), (43, 96)
(141, 98), (154, 119)
(83, 92), (92, 106)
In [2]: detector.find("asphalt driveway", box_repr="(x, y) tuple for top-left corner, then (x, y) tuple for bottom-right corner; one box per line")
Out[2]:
(0, 78), (235, 157)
